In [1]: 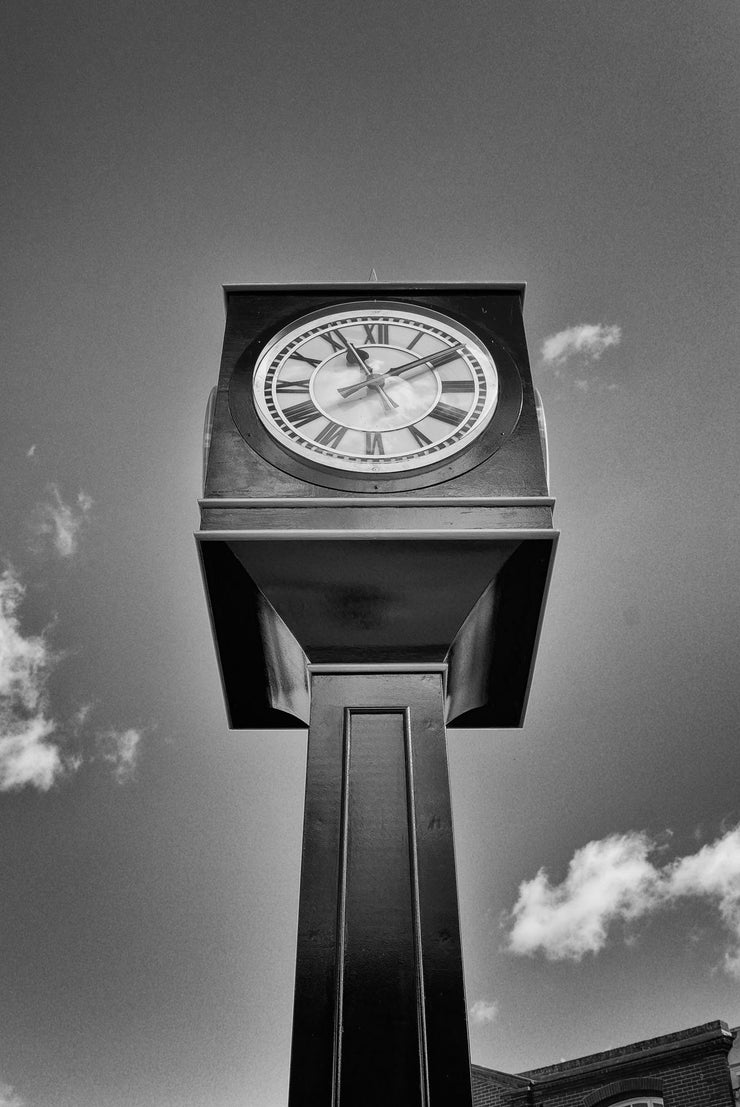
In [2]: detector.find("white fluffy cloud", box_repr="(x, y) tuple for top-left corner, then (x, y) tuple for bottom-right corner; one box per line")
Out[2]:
(0, 567), (65, 791)
(33, 485), (93, 558)
(0, 715), (62, 792)
(98, 727), (143, 783)
(506, 825), (740, 977)
(668, 827), (740, 977)
(469, 998), (499, 1026)
(0, 570), (49, 707)
(541, 323), (622, 367)
(0, 1081), (24, 1107)
(0, 566), (143, 791)
(507, 833), (660, 961)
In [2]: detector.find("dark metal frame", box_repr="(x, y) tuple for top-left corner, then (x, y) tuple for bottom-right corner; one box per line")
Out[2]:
(227, 297), (524, 493)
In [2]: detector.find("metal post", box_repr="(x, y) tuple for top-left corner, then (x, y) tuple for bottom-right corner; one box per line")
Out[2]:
(288, 669), (473, 1107)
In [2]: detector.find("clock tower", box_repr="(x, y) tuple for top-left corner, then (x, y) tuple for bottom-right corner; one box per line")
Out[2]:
(197, 284), (557, 1106)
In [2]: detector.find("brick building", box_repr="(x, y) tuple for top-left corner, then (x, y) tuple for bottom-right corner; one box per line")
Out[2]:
(471, 1020), (736, 1106)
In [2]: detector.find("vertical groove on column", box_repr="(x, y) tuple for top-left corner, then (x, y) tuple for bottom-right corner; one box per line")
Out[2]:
(331, 710), (351, 1107)
(403, 706), (430, 1107)
(339, 707), (422, 1106)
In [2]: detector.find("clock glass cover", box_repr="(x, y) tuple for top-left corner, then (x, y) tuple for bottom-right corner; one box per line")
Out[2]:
(251, 302), (500, 474)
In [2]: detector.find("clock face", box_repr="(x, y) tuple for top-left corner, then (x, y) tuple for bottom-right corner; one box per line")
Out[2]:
(251, 302), (500, 475)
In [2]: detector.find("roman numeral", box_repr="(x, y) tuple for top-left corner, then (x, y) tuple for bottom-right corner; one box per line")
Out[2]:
(363, 322), (389, 344)
(322, 330), (345, 352)
(365, 431), (384, 455)
(408, 424), (432, 447)
(284, 399), (321, 427)
(315, 420), (347, 447)
(406, 332), (423, 350)
(429, 401), (467, 426)
(441, 380), (476, 393)
(275, 378), (311, 393)
(289, 351), (320, 367)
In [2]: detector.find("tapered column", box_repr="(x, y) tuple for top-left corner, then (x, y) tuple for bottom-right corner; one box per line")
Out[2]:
(288, 669), (473, 1107)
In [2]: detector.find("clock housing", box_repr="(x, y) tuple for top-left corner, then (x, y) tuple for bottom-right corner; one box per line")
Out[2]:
(207, 284), (541, 496)
(198, 283), (557, 730)
(232, 300), (520, 485)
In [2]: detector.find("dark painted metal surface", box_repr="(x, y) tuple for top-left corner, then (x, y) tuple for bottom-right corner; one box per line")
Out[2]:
(199, 503), (554, 533)
(226, 302), (524, 495)
(195, 284), (557, 1105)
(197, 282), (557, 728)
(289, 671), (472, 1107)
(196, 533), (556, 728)
(204, 285), (547, 500)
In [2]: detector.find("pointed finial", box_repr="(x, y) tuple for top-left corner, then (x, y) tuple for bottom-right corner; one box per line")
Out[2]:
(369, 268), (378, 282)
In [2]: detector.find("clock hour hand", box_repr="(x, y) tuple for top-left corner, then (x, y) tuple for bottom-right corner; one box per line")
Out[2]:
(337, 343), (465, 399)
(337, 333), (398, 410)
(337, 332), (370, 369)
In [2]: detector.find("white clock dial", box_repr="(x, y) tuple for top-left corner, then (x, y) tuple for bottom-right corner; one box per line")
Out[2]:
(252, 302), (499, 474)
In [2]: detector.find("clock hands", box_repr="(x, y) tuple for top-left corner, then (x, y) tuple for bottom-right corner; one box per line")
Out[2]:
(335, 332), (399, 411)
(335, 330), (370, 370)
(249, 303), (503, 478)
(335, 331), (369, 368)
(336, 343), (465, 399)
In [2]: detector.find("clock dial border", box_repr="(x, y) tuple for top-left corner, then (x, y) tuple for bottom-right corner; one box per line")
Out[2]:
(253, 303), (497, 474)
(228, 299), (524, 493)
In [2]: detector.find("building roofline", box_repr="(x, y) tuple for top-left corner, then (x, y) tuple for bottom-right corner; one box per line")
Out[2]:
(470, 1063), (530, 1089)
(516, 1021), (735, 1098)
(471, 1021), (736, 1097)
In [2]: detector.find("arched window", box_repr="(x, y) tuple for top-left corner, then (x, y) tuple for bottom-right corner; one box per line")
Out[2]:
(609, 1099), (663, 1107)
(583, 1083), (664, 1107)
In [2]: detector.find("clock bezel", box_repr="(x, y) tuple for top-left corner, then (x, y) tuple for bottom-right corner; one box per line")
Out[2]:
(228, 298), (524, 493)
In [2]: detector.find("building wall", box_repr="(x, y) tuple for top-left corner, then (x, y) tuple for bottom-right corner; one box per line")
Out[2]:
(472, 1021), (736, 1107)
(471, 1067), (527, 1107)
(656, 1048), (736, 1106)
(727, 1026), (740, 1104)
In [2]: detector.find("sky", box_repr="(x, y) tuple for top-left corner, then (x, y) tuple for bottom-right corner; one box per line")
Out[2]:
(1, 1), (738, 1104)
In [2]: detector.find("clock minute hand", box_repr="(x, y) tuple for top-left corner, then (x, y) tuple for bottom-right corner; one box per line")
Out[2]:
(337, 343), (465, 399)
(384, 342), (465, 378)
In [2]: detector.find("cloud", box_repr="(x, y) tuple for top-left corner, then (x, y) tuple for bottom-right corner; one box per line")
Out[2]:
(0, 566), (66, 791)
(26, 444), (36, 459)
(505, 824), (740, 977)
(469, 999), (499, 1026)
(98, 727), (143, 783)
(668, 827), (740, 977)
(0, 1082), (24, 1107)
(0, 716), (62, 792)
(0, 570), (50, 708)
(33, 485), (93, 558)
(72, 702), (93, 729)
(507, 832), (661, 961)
(541, 323), (622, 367)
(1, 462), (145, 792)
(0, 567), (144, 791)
